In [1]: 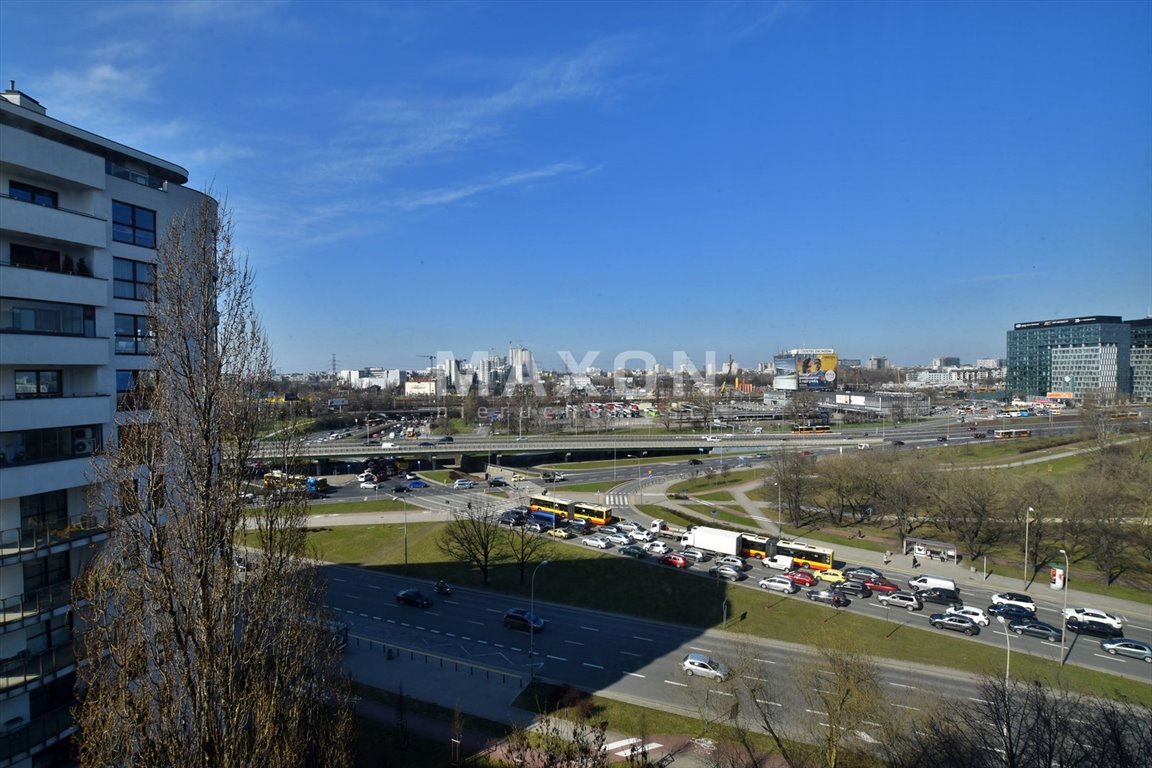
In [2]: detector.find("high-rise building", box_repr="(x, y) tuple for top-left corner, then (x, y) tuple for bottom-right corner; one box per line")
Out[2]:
(1006, 315), (1131, 398)
(1, 85), (211, 765)
(1130, 317), (1152, 402)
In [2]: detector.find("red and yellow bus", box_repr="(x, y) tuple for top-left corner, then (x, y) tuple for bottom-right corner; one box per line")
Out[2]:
(791, 424), (832, 434)
(527, 495), (615, 526)
(772, 539), (835, 571)
(993, 428), (1031, 439)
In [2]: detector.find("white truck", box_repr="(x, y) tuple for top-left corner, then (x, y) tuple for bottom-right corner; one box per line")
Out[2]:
(650, 519), (691, 540)
(678, 526), (742, 557)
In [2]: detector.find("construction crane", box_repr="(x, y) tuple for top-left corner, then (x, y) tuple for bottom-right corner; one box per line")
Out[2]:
(416, 354), (436, 373)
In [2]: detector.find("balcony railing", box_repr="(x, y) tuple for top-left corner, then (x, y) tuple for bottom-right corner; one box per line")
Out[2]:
(0, 644), (76, 696)
(0, 584), (73, 632)
(0, 703), (74, 765)
(0, 512), (108, 563)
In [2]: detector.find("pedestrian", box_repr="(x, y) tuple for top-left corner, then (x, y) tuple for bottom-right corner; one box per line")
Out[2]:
(912, 555), (920, 569)
(883, 550), (892, 565)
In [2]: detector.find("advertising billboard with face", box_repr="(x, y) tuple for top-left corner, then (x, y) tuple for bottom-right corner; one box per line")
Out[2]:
(774, 349), (837, 391)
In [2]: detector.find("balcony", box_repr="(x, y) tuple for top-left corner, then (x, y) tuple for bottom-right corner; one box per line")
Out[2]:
(0, 584), (73, 636)
(0, 703), (74, 766)
(0, 333), (109, 367)
(0, 645), (76, 699)
(0, 511), (109, 568)
(0, 393), (111, 434)
(0, 196), (106, 248)
(0, 262), (106, 308)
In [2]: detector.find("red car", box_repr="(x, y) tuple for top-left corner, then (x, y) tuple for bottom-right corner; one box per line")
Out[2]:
(784, 569), (818, 586)
(862, 577), (900, 594)
(659, 554), (690, 569)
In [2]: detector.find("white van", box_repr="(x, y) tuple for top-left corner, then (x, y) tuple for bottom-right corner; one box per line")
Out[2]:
(763, 554), (795, 571)
(907, 574), (958, 593)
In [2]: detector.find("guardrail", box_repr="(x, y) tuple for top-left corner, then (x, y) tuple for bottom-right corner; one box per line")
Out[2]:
(347, 634), (525, 688)
(0, 512), (108, 563)
(0, 703), (73, 764)
(0, 584), (72, 630)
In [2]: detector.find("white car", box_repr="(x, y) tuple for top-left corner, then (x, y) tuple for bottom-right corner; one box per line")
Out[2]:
(758, 575), (799, 594)
(1062, 607), (1123, 630)
(357, 472), (376, 482)
(645, 541), (671, 555)
(990, 592), (1037, 612)
(629, 529), (655, 543)
(679, 548), (709, 563)
(582, 535), (611, 549)
(946, 605), (990, 626)
(452, 479), (476, 489)
(606, 533), (632, 546)
(359, 481), (379, 490)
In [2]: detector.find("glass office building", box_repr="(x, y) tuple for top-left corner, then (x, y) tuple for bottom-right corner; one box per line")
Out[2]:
(1006, 316), (1132, 399)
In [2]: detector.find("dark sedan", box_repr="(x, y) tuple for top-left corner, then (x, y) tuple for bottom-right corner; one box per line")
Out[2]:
(988, 603), (1037, 622)
(1009, 619), (1063, 642)
(395, 589), (432, 608)
(807, 588), (850, 607)
(391, 485), (412, 494)
(1065, 618), (1123, 638)
(837, 580), (873, 598)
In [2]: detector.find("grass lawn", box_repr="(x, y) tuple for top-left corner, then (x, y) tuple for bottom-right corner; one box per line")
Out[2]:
(308, 522), (1152, 707)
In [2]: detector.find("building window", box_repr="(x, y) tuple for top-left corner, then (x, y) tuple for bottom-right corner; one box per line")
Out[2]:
(112, 201), (157, 248)
(15, 370), (62, 398)
(113, 258), (155, 301)
(116, 369), (157, 410)
(0, 298), (96, 336)
(114, 313), (154, 354)
(9, 243), (63, 271)
(0, 425), (102, 466)
(8, 180), (58, 207)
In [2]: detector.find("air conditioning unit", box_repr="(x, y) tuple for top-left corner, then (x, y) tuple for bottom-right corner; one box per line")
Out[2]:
(73, 427), (94, 440)
(74, 439), (96, 454)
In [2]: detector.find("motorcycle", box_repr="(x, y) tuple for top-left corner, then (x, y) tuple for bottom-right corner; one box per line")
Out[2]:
(434, 582), (452, 596)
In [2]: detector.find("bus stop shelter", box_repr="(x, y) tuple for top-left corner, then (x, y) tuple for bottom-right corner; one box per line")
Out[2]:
(902, 537), (959, 564)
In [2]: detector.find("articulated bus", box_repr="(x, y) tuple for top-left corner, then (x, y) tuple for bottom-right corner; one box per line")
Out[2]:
(791, 424), (832, 434)
(993, 428), (1032, 439)
(527, 495), (615, 526)
(771, 539), (835, 571)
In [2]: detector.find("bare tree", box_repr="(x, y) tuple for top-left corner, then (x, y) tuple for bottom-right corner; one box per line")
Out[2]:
(437, 501), (509, 585)
(72, 195), (353, 767)
(506, 521), (555, 585)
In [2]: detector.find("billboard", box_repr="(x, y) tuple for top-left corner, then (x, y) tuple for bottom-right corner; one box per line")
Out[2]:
(774, 349), (837, 391)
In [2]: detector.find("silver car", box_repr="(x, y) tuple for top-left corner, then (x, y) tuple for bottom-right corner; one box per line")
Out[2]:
(681, 653), (730, 680)
(1099, 638), (1152, 663)
(758, 575), (799, 594)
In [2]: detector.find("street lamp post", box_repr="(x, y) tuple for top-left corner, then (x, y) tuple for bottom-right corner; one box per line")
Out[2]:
(775, 480), (782, 532)
(1023, 507), (1033, 587)
(529, 560), (550, 677)
(391, 496), (409, 574)
(1059, 548), (1070, 665)
(996, 615), (1011, 685)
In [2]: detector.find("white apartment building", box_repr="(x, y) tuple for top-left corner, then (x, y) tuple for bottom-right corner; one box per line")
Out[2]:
(0, 85), (211, 766)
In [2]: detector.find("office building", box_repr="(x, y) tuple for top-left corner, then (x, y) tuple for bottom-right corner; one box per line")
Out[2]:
(1, 84), (211, 765)
(1130, 317), (1152, 402)
(1006, 315), (1131, 399)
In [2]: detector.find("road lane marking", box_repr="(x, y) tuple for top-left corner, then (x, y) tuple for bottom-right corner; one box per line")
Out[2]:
(665, 680), (688, 687)
(889, 682), (917, 689)
(755, 699), (783, 707)
(893, 703), (921, 711)
(579, 626), (600, 632)
(583, 662), (603, 669)
(625, 671), (645, 678)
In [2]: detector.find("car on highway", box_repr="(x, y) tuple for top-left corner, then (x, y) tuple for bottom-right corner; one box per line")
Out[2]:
(541, 471), (566, 482)
(1065, 618), (1123, 638)
(629, 529), (655, 543)
(715, 555), (748, 571)
(499, 511), (525, 526)
(645, 541), (672, 556)
(987, 603), (1036, 622)
(758, 575), (800, 594)
(688, 458), (703, 465)
(418, 441), (435, 447)
(1062, 607), (1123, 630)
(359, 481), (379, 489)
(615, 519), (641, 533)
(991, 592), (1036, 612)
(1008, 619), (1063, 642)
(807, 588), (849, 607)
(946, 606), (990, 626)
(619, 544), (647, 559)
(891, 440), (906, 446)
(936, 436), (948, 442)
(1099, 638), (1152, 662)
(391, 485), (412, 494)
(357, 471), (377, 482)
(681, 653), (729, 680)
(547, 528), (574, 539)
(784, 569), (818, 587)
(836, 580), (873, 598)
(862, 577), (900, 594)
(918, 588), (963, 607)
(929, 613), (980, 636)
(659, 554), (690, 569)
(503, 608), (544, 633)
(395, 589), (432, 608)
(438, 435), (454, 443)
(407, 480), (429, 489)
(582, 535), (611, 549)
(709, 564), (745, 582)
(816, 568), (848, 584)
(606, 533), (632, 547)
(877, 591), (923, 611)
(843, 566), (885, 582)
(487, 477), (509, 487)
(679, 548), (708, 564)
(452, 479), (477, 490)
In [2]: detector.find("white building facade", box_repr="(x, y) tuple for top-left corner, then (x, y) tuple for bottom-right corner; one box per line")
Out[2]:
(0, 86), (211, 766)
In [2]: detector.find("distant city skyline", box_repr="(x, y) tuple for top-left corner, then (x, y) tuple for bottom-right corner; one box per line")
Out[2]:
(3, 1), (1149, 373)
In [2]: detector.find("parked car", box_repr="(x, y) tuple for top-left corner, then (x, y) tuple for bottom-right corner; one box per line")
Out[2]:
(946, 606), (990, 626)
(930, 613), (980, 636)
(395, 589), (432, 608)
(582, 535), (611, 549)
(709, 564), (745, 582)
(837, 580), (873, 598)
(503, 608), (544, 633)
(807, 588), (849, 607)
(1065, 618), (1123, 638)
(877, 591), (923, 612)
(619, 544), (647, 559)
(1008, 619), (1063, 642)
(659, 554), (690, 568)
(759, 575), (800, 594)
(1062, 607), (1123, 630)
(843, 566), (885, 582)
(816, 568), (848, 584)
(784, 569), (818, 587)
(991, 592), (1036, 612)
(988, 603), (1037, 622)
(681, 653), (729, 680)
(1099, 638), (1152, 662)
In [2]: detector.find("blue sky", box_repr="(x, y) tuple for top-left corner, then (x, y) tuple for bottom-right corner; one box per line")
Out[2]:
(3, 1), (1150, 374)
